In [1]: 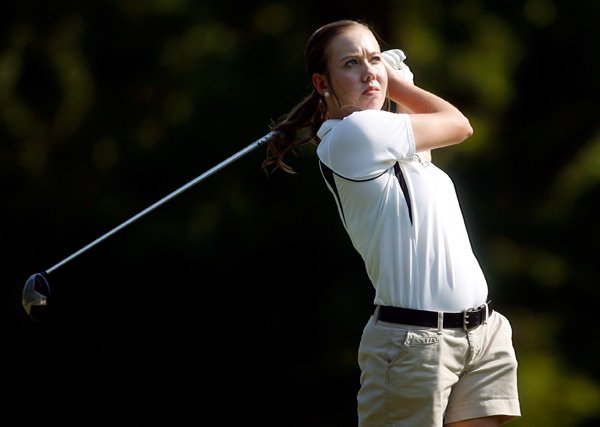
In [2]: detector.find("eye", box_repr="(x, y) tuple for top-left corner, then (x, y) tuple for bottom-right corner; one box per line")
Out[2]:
(345, 59), (358, 67)
(371, 55), (382, 64)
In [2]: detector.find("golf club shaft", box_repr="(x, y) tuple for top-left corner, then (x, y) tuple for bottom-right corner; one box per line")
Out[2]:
(45, 131), (276, 275)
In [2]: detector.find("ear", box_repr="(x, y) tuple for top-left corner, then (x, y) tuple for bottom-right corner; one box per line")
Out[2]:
(312, 73), (329, 96)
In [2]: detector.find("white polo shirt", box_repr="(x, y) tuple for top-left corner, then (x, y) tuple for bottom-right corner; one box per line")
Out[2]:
(316, 109), (488, 312)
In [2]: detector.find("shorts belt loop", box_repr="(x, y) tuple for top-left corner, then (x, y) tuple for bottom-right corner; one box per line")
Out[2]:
(437, 311), (443, 332)
(484, 302), (489, 325)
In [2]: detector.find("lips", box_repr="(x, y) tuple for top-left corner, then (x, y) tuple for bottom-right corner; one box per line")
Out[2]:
(363, 86), (380, 95)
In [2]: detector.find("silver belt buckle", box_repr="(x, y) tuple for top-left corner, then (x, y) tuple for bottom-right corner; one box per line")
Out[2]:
(462, 308), (474, 331)
(463, 303), (489, 331)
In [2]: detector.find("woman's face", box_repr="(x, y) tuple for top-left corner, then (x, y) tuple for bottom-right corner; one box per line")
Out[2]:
(314, 26), (388, 118)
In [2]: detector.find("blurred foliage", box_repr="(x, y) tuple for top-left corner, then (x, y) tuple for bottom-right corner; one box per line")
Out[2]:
(2, 0), (599, 425)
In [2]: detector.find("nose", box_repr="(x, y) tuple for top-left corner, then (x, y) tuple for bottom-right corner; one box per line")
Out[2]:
(363, 63), (376, 82)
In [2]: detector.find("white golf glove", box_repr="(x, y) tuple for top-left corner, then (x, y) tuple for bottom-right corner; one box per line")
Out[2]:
(381, 49), (414, 84)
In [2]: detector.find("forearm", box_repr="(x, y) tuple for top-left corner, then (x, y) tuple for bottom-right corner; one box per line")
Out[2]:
(387, 69), (473, 149)
(387, 72), (462, 117)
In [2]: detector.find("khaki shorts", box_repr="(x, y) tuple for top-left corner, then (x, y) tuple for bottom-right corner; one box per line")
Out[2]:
(357, 308), (521, 426)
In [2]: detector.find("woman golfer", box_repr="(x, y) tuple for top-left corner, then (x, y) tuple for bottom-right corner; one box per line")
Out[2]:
(263, 19), (521, 427)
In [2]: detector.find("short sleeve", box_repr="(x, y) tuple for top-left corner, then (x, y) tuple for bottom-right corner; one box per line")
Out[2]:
(316, 110), (416, 180)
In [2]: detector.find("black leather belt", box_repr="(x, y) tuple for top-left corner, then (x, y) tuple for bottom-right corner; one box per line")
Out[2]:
(377, 301), (493, 331)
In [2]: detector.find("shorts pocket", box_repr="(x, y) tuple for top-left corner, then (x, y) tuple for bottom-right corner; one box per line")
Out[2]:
(389, 330), (440, 364)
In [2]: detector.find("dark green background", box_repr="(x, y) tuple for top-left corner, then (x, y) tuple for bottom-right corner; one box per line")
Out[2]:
(3, 1), (599, 425)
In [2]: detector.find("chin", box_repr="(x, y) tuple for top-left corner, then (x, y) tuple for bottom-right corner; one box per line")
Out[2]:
(365, 101), (385, 110)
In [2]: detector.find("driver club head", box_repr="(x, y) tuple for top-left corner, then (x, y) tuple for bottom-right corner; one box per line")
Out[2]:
(22, 272), (51, 321)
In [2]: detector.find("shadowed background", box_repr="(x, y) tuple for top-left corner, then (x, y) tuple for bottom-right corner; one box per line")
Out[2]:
(2, 1), (599, 425)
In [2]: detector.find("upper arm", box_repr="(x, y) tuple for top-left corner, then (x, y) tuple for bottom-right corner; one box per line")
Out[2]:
(408, 112), (473, 152)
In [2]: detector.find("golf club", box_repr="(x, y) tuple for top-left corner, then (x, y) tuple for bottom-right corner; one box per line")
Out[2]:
(22, 130), (277, 320)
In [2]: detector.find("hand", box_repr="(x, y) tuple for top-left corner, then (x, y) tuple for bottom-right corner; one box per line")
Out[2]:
(381, 49), (414, 84)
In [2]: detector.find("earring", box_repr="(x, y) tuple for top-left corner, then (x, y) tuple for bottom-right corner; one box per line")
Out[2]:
(324, 90), (331, 98)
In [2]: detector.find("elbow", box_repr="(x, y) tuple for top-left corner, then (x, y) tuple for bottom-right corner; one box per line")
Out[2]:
(456, 116), (473, 144)
(464, 118), (474, 139)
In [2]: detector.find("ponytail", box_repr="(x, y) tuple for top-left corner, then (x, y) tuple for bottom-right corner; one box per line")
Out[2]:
(262, 90), (328, 174)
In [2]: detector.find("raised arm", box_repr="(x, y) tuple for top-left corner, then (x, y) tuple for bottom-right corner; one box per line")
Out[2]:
(385, 61), (473, 152)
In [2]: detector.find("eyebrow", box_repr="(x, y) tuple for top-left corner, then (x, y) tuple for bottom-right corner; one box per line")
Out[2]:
(338, 50), (380, 62)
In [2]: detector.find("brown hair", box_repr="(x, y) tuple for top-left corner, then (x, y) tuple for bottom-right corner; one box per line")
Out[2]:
(261, 20), (374, 174)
